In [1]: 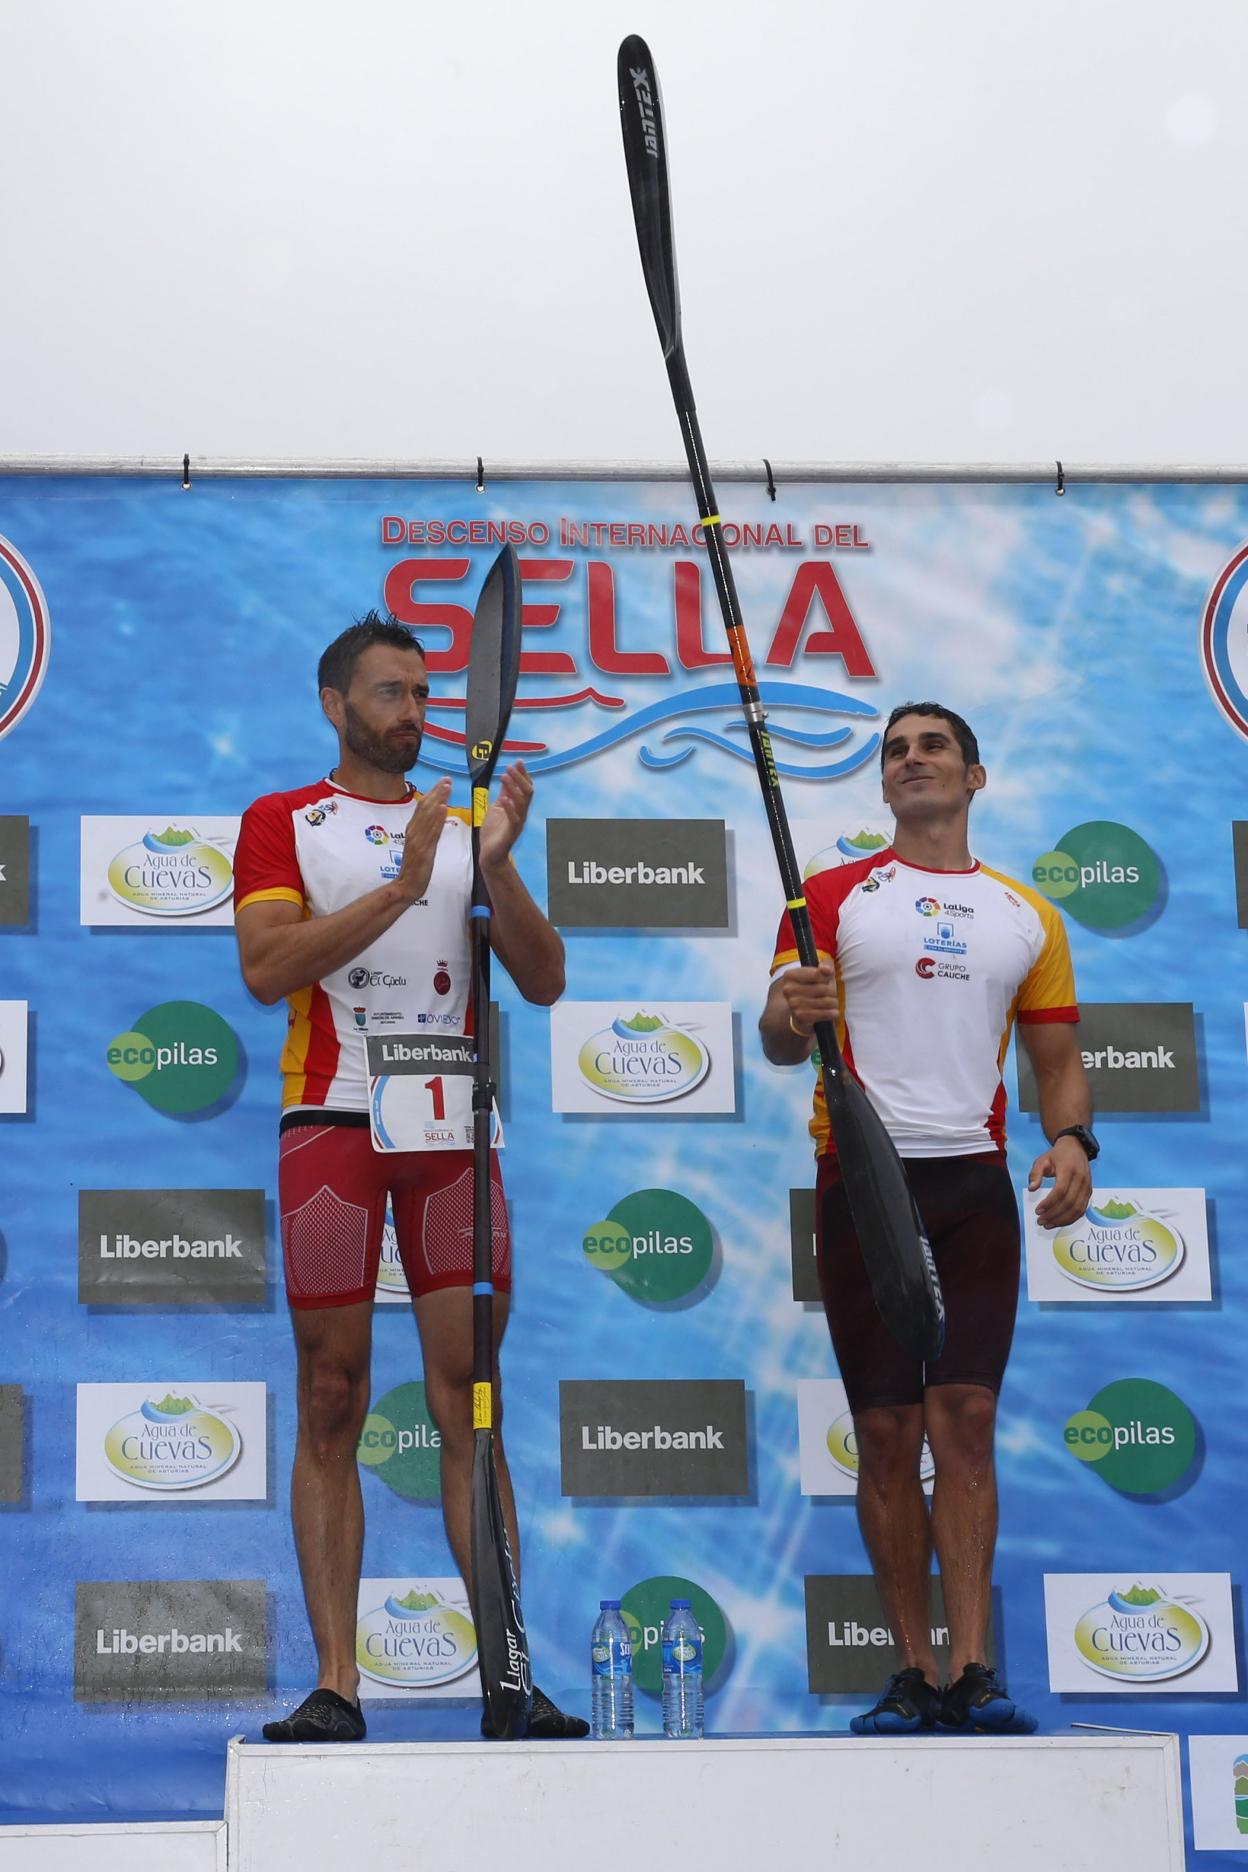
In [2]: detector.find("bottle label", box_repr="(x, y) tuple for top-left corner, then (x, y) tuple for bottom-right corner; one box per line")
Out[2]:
(592, 1640), (632, 1676)
(662, 1636), (702, 1672)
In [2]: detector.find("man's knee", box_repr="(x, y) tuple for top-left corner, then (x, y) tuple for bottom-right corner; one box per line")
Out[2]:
(298, 1355), (370, 1453)
(926, 1384), (997, 1464)
(853, 1403), (926, 1478)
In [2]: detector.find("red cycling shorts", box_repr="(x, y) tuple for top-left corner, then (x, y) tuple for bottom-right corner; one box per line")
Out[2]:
(278, 1112), (510, 1310)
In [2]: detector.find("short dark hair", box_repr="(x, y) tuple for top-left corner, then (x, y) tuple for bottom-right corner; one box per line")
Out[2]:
(880, 700), (980, 768)
(317, 612), (426, 696)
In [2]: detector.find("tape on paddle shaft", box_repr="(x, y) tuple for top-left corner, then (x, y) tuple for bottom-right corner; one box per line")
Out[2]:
(473, 1381), (494, 1430)
(470, 905), (491, 920)
(473, 785), (488, 827)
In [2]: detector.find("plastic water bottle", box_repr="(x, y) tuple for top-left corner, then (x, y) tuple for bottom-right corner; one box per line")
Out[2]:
(590, 1600), (634, 1739)
(661, 1599), (704, 1739)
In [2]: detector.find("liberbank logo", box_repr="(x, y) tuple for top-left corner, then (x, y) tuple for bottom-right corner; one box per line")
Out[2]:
(355, 1578), (476, 1697)
(559, 1379), (749, 1496)
(1017, 1003), (1198, 1114)
(0, 816), (30, 926)
(81, 817), (238, 925)
(0, 534), (50, 743)
(546, 819), (728, 928)
(74, 1578), (267, 1700)
(78, 1189), (267, 1304)
(106, 1001), (241, 1114)
(804, 1576), (993, 1693)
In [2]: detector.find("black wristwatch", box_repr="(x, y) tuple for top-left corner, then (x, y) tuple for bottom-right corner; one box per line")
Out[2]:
(1053, 1123), (1100, 1161)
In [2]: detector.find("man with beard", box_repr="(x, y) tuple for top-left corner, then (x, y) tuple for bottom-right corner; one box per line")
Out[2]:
(233, 613), (585, 1741)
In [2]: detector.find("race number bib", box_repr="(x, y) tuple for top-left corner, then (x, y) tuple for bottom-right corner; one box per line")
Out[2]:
(365, 1033), (502, 1153)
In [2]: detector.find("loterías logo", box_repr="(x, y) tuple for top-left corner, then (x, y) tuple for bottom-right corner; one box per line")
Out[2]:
(0, 535), (51, 742)
(1201, 540), (1248, 739)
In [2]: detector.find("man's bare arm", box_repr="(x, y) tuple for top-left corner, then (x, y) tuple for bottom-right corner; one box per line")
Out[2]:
(759, 964), (838, 1065)
(1019, 1019), (1095, 1228)
(234, 781), (451, 1004)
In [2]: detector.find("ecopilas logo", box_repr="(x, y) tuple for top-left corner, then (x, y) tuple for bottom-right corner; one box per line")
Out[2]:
(106, 1001), (240, 1113)
(103, 1391), (240, 1492)
(1032, 821), (1161, 930)
(357, 1382), (441, 1501)
(107, 824), (234, 917)
(1073, 1583), (1209, 1683)
(1064, 1378), (1197, 1495)
(577, 1010), (708, 1104)
(618, 1576), (728, 1695)
(355, 1579), (476, 1693)
(582, 1188), (714, 1304)
(1051, 1196), (1185, 1293)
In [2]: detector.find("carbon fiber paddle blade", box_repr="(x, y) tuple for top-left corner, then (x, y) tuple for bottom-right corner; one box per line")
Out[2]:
(826, 1072), (946, 1362)
(466, 545), (522, 792)
(618, 36), (682, 361)
(470, 1432), (532, 1740)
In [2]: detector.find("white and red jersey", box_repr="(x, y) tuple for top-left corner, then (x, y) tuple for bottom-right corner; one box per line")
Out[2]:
(234, 778), (473, 1113)
(771, 848), (1078, 1161)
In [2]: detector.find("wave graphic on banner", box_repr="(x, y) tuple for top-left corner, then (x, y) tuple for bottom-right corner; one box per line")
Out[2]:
(418, 682), (880, 778)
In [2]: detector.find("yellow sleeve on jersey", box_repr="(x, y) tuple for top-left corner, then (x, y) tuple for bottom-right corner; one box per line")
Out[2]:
(983, 869), (1078, 1019)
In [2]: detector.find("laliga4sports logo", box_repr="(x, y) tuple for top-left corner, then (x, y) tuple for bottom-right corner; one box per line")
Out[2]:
(0, 534), (51, 743)
(1032, 820), (1162, 931)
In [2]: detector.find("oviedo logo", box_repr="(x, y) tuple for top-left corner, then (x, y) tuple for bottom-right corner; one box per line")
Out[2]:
(826, 1406), (935, 1486)
(1051, 1197), (1184, 1292)
(0, 534), (51, 743)
(107, 825), (233, 917)
(357, 1381), (441, 1500)
(1074, 1582), (1210, 1683)
(1032, 821), (1161, 930)
(582, 1188), (714, 1303)
(355, 1583), (476, 1691)
(103, 1392), (240, 1492)
(577, 1010), (708, 1103)
(1064, 1378), (1197, 1495)
(619, 1576), (727, 1695)
(106, 1001), (240, 1113)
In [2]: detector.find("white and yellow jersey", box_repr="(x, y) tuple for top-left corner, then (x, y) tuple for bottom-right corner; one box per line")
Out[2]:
(234, 777), (473, 1113)
(771, 849), (1078, 1160)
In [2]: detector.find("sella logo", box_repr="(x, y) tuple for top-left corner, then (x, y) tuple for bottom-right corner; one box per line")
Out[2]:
(0, 534), (51, 743)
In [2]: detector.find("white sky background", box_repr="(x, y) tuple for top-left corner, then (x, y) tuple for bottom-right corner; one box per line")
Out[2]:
(2, 0), (1245, 467)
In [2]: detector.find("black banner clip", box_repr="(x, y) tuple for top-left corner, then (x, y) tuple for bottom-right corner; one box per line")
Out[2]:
(763, 457), (777, 502)
(181, 453), (191, 491)
(476, 456), (486, 494)
(1055, 460), (1065, 497)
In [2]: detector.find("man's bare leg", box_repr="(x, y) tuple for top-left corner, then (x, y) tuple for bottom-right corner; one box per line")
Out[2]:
(923, 1382), (998, 1677)
(414, 1285), (518, 1590)
(853, 1403), (938, 1683)
(289, 1299), (374, 1701)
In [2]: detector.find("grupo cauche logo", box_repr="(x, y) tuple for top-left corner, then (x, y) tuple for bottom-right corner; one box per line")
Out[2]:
(1050, 1196), (1184, 1293)
(0, 534), (51, 743)
(578, 1010), (709, 1104)
(1074, 1582), (1209, 1683)
(103, 1391), (240, 1491)
(107, 825), (234, 918)
(355, 1583), (477, 1691)
(1201, 539), (1248, 741)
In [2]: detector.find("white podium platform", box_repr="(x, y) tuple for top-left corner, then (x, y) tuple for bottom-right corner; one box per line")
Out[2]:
(225, 1730), (1184, 1872)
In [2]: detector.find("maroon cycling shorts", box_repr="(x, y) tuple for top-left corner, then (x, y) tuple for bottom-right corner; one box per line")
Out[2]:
(816, 1151), (1020, 1412)
(278, 1112), (510, 1310)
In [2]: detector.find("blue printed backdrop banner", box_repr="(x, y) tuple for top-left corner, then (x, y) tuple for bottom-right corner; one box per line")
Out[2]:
(1, 475), (1246, 1847)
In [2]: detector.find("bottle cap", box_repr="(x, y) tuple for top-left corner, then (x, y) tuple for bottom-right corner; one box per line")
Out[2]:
(600, 1599), (620, 1609)
(670, 1598), (691, 1608)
